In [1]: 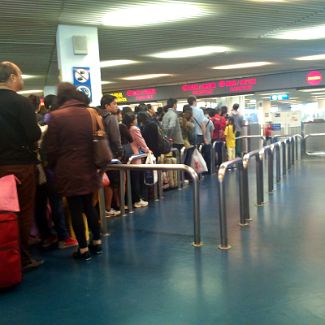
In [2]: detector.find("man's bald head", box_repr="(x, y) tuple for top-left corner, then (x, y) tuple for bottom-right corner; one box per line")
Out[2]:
(0, 61), (24, 92)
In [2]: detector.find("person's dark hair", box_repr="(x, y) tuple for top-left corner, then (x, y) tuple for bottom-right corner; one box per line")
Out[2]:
(208, 108), (216, 118)
(57, 82), (90, 106)
(137, 111), (151, 126)
(166, 98), (177, 108)
(28, 95), (41, 111)
(220, 106), (228, 116)
(233, 103), (240, 110)
(122, 106), (133, 114)
(146, 103), (152, 110)
(187, 95), (197, 106)
(100, 94), (117, 109)
(183, 104), (192, 113)
(0, 62), (18, 83)
(44, 94), (58, 111)
(123, 112), (136, 129)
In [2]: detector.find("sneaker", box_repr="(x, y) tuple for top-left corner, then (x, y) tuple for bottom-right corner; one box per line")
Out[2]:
(72, 250), (91, 261)
(134, 199), (148, 208)
(23, 259), (44, 272)
(139, 199), (148, 207)
(41, 235), (58, 248)
(105, 209), (121, 217)
(58, 237), (78, 249)
(89, 244), (103, 255)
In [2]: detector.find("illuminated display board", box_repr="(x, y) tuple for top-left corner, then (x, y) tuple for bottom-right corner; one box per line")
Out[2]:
(109, 69), (325, 103)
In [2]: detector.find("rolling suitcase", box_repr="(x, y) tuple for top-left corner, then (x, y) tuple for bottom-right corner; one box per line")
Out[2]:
(0, 212), (22, 289)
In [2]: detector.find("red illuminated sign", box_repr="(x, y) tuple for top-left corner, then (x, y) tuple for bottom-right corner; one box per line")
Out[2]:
(126, 88), (157, 101)
(218, 78), (257, 93)
(306, 71), (323, 86)
(181, 82), (216, 96)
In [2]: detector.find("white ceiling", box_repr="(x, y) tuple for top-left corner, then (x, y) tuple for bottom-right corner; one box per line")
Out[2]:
(1, 0), (325, 95)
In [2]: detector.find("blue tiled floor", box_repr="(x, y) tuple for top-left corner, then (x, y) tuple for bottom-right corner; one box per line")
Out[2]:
(2, 159), (325, 324)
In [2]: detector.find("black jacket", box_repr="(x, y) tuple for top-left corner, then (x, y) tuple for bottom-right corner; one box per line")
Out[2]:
(0, 89), (41, 165)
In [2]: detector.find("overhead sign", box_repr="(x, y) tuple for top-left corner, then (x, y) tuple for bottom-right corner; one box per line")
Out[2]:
(306, 71), (323, 86)
(107, 69), (325, 104)
(270, 93), (289, 101)
(73, 67), (92, 101)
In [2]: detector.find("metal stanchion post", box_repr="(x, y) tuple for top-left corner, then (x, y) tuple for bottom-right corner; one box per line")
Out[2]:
(191, 170), (202, 247)
(242, 162), (250, 222)
(275, 144), (281, 183)
(98, 187), (109, 236)
(291, 138), (295, 166)
(256, 153), (264, 206)
(296, 136), (299, 160)
(119, 170), (126, 216)
(268, 148), (274, 192)
(218, 171), (231, 250)
(239, 162), (249, 226)
(282, 141), (286, 176)
(126, 170), (134, 214)
(210, 144), (216, 175)
(158, 170), (163, 199)
(287, 139), (291, 170)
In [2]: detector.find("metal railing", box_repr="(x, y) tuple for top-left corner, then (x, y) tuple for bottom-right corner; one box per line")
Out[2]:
(236, 135), (266, 153)
(217, 134), (302, 250)
(170, 147), (182, 188)
(217, 158), (247, 250)
(106, 163), (202, 247)
(212, 140), (226, 168)
(302, 133), (325, 156)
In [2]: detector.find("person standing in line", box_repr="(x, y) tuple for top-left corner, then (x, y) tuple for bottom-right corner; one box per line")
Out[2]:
(231, 103), (244, 157)
(224, 117), (236, 161)
(187, 95), (207, 145)
(162, 98), (184, 151)
(46, 83), (102, 261)
(0, 61), (42, 271)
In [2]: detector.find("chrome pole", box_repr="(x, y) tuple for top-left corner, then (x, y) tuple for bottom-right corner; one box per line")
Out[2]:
(243, 162), (250, 222)
(158, 170), (163, 199)
(275, 144), (281, 183)
(98, 187), (109, 236)
(282, 141), (286, 176)
(126, 170), (133, 214)
(238, 162), (248, 226)
(287, 139), (291, 170)
(268, 147), (274, 192)
(256, 153), (264, 206)
(119, 170), (126, 216)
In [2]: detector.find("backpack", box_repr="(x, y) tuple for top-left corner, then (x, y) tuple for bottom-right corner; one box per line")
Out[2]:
(211, 115), (222, 141)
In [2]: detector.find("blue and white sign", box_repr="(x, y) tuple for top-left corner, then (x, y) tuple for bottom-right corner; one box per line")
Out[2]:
(270, 93), (289, 101)
(73, 67), (92, 101)
(272, 123), (281, 131)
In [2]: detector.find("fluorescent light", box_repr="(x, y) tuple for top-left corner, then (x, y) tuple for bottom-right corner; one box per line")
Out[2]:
(249, 0), (287, 2)
(100, 60), (139, 68)
(121, 74), (172, 81)
(22, 74), (37, 79)
(299, 88), (325, 92)
(18, 89), (43, 95)
(149, 46), (230, 59)
(212, 61), (272, 69)
(295, 54), (325, 61)
(102, 2), (209, 27)
(101, 81), (115, 85)
(270, 24), (325, 40)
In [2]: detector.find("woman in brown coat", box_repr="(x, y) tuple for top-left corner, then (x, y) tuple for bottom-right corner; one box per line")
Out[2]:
(46, 83), (102, 261)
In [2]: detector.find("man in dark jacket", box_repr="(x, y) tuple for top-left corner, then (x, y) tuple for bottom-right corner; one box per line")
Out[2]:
(0, 61), (42, 271)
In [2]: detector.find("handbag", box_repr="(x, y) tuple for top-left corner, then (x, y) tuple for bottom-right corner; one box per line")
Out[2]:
(87, 108), (112, 169)
(190, 148), (208, 174)
(157, 128), (172, 154)
(144, 152), (158, 186)
(0, 175), (20, 212)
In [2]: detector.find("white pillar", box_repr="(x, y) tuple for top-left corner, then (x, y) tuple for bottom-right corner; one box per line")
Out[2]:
(56, 25), (102, 106)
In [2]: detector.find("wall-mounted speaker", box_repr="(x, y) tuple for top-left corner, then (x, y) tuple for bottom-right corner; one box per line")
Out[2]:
(72, 36), (88, 55)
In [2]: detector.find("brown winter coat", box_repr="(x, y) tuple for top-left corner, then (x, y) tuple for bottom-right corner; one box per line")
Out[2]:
(46, 99), (100, 196)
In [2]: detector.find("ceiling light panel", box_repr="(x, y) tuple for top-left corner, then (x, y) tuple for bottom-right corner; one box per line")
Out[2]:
(121, 74), (172, 81)
(149, 46), (230, 59)
(22, 74), (37, 79)
(299, 88), (325, 93)
(18, 89), (43, 95)
(268, 24), (325, 40)
(295, 54), (325, 61)
(102, 2), (209, 27)
(100, 60), (139, 68)
(212, 61), (272, 69)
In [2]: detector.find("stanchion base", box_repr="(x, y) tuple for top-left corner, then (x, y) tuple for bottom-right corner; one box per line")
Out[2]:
(192, 242), (204, 247)
(239, 222), (249, 227)
(102, 232), (110, 237)
(128, 210), (135, 214)
(218, 244), (232, 250)
(247, 218), (253, 222)
(155, 199), (160, 202)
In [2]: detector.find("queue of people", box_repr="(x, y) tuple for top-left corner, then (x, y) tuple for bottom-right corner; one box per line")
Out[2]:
(0, 60), (245, 275)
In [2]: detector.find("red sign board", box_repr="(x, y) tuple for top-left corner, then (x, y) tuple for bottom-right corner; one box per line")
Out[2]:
(126, 88), (157, 101)
(306, 71), (323, 86)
